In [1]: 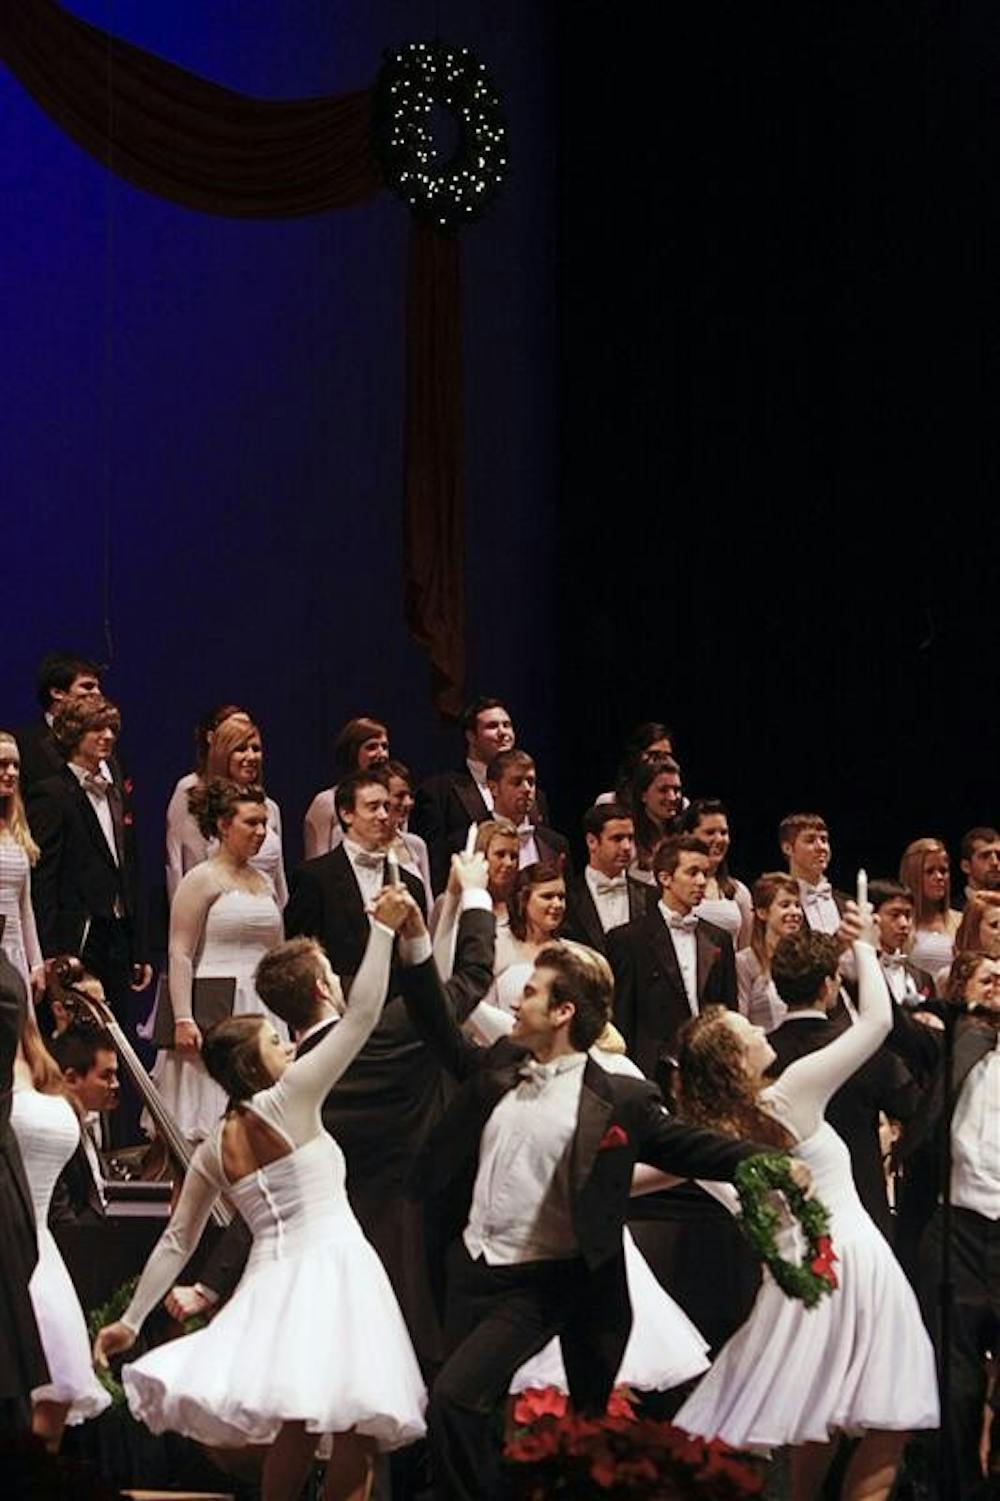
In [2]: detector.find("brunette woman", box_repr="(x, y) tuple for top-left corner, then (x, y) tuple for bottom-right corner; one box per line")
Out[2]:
(303, 716), (389, 858)
(679, 798), (753, 945)
(735, 872), (804, 1031)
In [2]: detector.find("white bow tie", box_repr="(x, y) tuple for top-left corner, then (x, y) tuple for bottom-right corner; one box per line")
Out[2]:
(353, 850), (386, 871)
(518, 1059), (556, 1089)
(802, 880), (833, 903)
(517, 826), (537, 844)
(882, 952), (908, 971)
(595, 876), (627, 897)
(666, 912), (698, 932)
(82, 771), (112, 799)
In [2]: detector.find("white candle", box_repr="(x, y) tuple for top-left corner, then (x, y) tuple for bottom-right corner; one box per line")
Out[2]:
(464, 823), (478, 857)
(857, 868), (868, 910)
(385, 849), (400, 886)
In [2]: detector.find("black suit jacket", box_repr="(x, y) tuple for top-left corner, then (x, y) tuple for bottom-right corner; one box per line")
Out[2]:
(607, 910), (737, 1084)
(27, 765), (146, 962)
(201, 905), (496, 1305)
(562, 872), (650, 954)
(412, 767), (552, 892)
(402, 982), (761, 1407)
(767, 1013), (918, 1239)
(896, 1017), (996, 1269)
(15, 720), (127, 797)
(49, 1140), (105, 1226)
(0, 955), (48, 1403)
(284, 844), (427, 984)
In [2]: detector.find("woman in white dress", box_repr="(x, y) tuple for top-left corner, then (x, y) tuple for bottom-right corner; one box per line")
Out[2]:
(946, 892), (1000, 992)
(673, 913), (938, 1501)
(302, 716), (389, 860)
(679, 799), (753, 946)
(165, 704), (250, 901)
(154, 780), (284, 1142)
(384, 759), (433, 908)
(0, 732), (45, 997)
(166, 712), (287, 907)
(431, 818), (521, 980)
(735, 872), (804, 1031)
(94, 900), (425, 1501)
(464, 861), (567, 1042)
(898, 837), (961, 980)
(11, 1011), (110, 1448)
(626, 755), (683, 885)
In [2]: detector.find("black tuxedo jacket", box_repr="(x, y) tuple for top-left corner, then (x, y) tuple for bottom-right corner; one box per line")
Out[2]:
(531, 824), (573, 875)
(0, 955), (47, 1404)
(201, 905), (496, 1306)
(27, 766), (146, 962)
(412, 767), (552, 892)
(15, 720), (127, 797)
(896, 1017), (996, 1264)
(767, 1013), (918, 1239)
(49, 1140), (105, 1226)
(284, 844), (427, 983)
(562, 872), (650, 954)
(403, 983), (760, 1405)
(607, 910), (737, 1083)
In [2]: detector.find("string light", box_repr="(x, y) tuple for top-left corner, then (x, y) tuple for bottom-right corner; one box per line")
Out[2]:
(374, 40), (509, 232)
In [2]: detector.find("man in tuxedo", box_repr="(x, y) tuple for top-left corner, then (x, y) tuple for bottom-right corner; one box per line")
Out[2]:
(14, 651), (104, 794)
(767, 928), (918, 1241)
(182, 857), (495, 1375)
(608, 834), (736, 1080)
(49, 1024), (119, 1224)
(778, 811), (851, 937)
(0, 953), (47, 1434)
(399, 934), (803, 1501)
(958, 824), (1000, 905)
(562, 802), (649, 953)
(869, 878), (937, 1005)
(285, 769), (428, 982)
(606, 836), (748, 1350)
(484, 749), (570, 873)
(898, 978), (1000, 1498)
(27, 696), (150, 1021)
(412, 698), (552, 891)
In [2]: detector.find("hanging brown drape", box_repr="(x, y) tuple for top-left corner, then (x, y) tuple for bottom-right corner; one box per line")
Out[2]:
(0, 0), (465, 712)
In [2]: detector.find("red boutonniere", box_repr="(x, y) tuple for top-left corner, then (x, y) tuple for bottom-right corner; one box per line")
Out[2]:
(123, 812), (134, 827)
(810, 1235), (838, 1289)
(598, 1124), (629, 1151)
(123, 778), (134, 796)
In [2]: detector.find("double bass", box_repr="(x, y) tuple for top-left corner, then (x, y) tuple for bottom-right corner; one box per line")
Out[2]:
(50, 956), (233, 1230)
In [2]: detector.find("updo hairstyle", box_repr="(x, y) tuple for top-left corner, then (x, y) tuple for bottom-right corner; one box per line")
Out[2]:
(187, 777), (266, 840)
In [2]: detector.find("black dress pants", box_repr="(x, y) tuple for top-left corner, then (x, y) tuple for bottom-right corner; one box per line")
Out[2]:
(428, 1243), (617, 1501)
(918, 1205), (1000, 1499)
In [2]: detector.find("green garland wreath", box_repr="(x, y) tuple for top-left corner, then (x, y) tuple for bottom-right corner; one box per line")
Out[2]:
(734, 1152), (838, 1309)
(86, 1275), (139, 1406)
(86, 1277), (208, 1406)
(373, 41), (508, 231)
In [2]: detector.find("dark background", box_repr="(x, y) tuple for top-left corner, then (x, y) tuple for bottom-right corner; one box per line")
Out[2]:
(3, 1), (997, 916)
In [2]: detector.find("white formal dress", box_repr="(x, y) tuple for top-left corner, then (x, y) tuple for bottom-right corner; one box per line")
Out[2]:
(908, 924), (957, 987)
(697, 881), (752, 947)
(675, 941), (938, 1450)
(10, 1090), (111, 1422)
(0, 835), (43, 990)
(735, 948), (787, 1032)
(152, 885), (285, 1142)
(165, 774), (288, 908)
(120, 925), (426, 1450)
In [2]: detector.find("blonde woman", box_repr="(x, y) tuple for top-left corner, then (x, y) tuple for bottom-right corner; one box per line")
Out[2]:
(898, 837), (961, 978)
(0, 732), (44, 996)
(166, 715), (287, 908)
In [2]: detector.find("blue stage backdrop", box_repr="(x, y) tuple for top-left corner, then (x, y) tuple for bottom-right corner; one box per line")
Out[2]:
(1, 0), (556, 925)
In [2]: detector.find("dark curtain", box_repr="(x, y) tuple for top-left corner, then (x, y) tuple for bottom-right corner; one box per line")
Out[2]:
(0, 0), (465, 712)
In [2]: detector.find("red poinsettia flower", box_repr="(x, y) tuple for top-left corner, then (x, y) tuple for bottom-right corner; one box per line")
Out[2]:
(123, 778), (134, 795)
(512, 1386), (567, 1425)
(605, 1386), (637, 1422)
(810, 1235), (839, 1287)
(123, 812), (134, 826)
(505, 1427), (560, 1463)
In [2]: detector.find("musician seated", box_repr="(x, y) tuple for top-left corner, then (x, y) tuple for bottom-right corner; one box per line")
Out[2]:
(48, 1022), (119, 1224)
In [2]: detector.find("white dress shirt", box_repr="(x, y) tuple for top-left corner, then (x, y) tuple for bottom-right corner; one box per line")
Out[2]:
(465, 1052), (587, 1264)
(951, 1035), (1000, 1220)
(68, 760), (118, 864)
(880, 951), (925, 1006)
(81, 1111), (108, 1209)
(343, 838), (386, 910)
(658, 901), (699, 1013)
(797, 878), (841, 935)
(467, 758), (495, 813)
(585, 865), (629, 934)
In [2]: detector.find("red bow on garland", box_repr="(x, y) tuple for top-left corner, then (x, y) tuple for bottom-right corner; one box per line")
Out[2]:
(810, 1235), (838, 1288)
